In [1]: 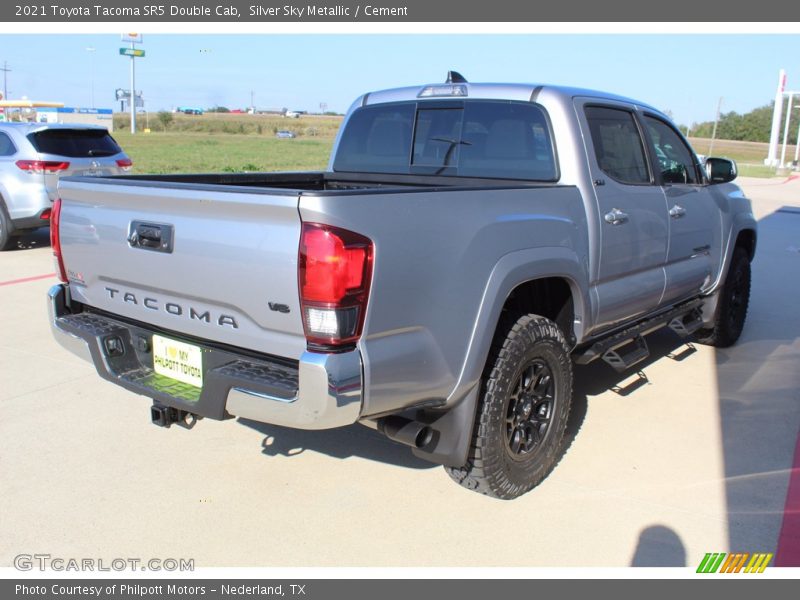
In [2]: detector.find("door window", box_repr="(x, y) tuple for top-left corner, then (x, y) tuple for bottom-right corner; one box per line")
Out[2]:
(643, 116), (699, 184)
(585, 106), (650, 185)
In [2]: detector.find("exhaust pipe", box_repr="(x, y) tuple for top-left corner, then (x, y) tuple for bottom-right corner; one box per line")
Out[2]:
(377, 416), (434, 449)
(151, 402), (198, 429)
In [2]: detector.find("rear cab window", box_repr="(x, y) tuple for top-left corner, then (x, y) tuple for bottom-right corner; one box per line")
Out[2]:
(27, 128), (122, 158)
(333, 100), (558, 181)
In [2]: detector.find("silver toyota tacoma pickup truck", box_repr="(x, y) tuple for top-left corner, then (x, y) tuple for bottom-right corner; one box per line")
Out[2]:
(48, 73), (756, 499)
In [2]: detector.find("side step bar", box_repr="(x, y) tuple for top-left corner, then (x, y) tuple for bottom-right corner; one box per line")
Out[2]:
(600, 335), (649, 372)
(668, 308), (704, 337)
(575, 298), (704, 372)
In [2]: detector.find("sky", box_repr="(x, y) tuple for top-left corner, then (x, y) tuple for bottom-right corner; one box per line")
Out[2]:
(0, 34), (798, 126)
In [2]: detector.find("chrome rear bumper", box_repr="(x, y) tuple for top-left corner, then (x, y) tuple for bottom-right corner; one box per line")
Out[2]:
(48, 284), (362, 429)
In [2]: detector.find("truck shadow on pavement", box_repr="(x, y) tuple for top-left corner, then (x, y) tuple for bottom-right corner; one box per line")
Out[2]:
(239, 329), (693, 472)
(237, 418), (437, 469)
(566, 328), (693, 449)
(714, 206), (800, 564)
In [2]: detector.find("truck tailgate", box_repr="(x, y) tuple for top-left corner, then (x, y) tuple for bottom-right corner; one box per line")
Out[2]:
(57, 179), (306, 360)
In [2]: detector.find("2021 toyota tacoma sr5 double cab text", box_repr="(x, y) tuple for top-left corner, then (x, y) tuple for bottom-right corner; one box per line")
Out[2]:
(48, 73), (756, 499)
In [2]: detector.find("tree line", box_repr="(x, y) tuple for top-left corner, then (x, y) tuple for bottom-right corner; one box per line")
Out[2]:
(685, 101), (798, 144)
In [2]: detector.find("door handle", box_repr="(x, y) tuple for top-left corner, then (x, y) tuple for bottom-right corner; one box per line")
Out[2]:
(604, 208), (629, 225)
(669, 204), (686, 219)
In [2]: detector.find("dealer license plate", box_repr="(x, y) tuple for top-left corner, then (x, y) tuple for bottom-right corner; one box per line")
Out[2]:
(152, 335), (203, 388)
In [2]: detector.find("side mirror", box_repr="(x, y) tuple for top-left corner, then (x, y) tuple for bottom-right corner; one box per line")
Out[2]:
(704, 157), (737, 184)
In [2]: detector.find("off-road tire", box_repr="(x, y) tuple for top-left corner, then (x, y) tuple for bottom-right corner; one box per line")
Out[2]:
(446, 314), (573, 500)
(695, 246), (751, 348)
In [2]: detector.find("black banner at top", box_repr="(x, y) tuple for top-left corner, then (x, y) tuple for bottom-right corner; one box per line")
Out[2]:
(2, 0), (800, 22)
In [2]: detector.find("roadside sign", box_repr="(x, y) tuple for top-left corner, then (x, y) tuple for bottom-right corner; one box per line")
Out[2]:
(121, 33), (143, 43)
(119, 48), (145, 57)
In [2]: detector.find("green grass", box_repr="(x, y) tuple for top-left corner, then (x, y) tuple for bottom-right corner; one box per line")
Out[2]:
(688, 137), (775, 163)
(111, 112), (342, 174)
(689, 137), (797, 178)
(114, 131), (336, 174)
(736, 164), (789, 178)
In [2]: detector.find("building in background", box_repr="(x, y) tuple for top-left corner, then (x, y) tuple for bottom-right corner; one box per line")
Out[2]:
(35, 107), (115, 131)
(0, 101), (114, 131)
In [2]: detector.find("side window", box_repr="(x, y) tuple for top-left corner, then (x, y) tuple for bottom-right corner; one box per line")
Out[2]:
(643, 116), (699, 184)
(0, 132), (16, 156)
(459, 101), (557, 180)
(332, 103), (415, 174)
(585, 106), (650, 185)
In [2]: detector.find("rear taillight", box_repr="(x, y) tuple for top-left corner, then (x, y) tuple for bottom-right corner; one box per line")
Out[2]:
(16, 160), (70, 173)
(50, 198), (68, 283)
(299, 223), (373, 349)
(40, 208), (51, 220)
(116, 157), (133, 170)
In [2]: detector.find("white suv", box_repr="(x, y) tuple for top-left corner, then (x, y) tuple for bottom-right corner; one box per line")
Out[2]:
(0, 123), (132, 250)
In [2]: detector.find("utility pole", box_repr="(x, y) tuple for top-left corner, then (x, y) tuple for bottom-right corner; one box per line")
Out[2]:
(86, 47), (95, 108)
(709, 97), (723, 156)
(130, 40), (136, 134)
(1, 61), (11, 99)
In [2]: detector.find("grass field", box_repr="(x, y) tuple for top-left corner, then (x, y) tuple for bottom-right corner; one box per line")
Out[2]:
(111, 114), (797, 178)
(688, 137), (797, 178)
(115, 131), (335, 174)
(113, 113), (341, 174)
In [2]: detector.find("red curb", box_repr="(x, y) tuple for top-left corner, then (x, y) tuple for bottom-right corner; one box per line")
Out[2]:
(0, 273), (56, 287)
(776, 429), (800, 566)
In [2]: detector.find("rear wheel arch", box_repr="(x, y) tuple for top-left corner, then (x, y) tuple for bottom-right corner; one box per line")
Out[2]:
(446, 313), (574, 498)
(497, 276), (580, 348)
(445, 275), (579, 466)
(413, 255), (588, 469)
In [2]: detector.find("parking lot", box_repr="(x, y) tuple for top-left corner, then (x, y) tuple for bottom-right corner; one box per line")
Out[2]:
(1, 176), (798, 568)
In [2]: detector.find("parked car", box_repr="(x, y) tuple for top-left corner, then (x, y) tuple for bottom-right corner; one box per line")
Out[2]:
(275, 130), (296, 139)
(0, 123), (132, 250)
(49, 74), (754, 499)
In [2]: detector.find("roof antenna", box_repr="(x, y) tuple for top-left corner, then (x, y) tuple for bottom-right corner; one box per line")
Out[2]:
(446, 71), (467, 84)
